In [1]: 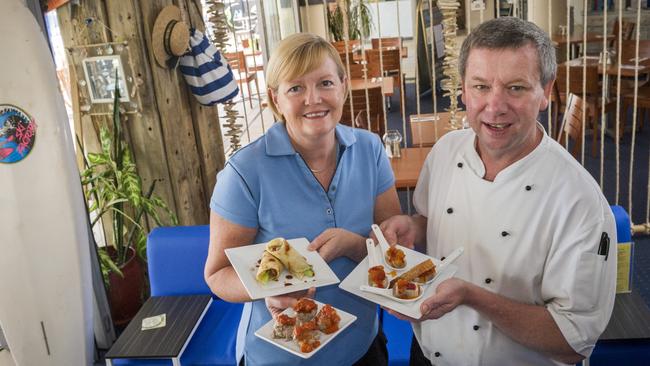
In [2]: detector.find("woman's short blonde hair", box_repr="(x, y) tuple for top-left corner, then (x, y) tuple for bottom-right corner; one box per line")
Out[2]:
(266, 33), (346, 121)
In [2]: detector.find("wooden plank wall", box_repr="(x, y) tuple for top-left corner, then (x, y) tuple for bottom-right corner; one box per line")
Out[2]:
(56, 0), (225, 226)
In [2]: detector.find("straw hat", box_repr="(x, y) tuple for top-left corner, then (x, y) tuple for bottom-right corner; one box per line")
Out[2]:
(152, 5), (190, 68)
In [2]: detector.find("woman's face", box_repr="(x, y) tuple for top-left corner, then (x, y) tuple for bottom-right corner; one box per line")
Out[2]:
(270, 57), (347, 144)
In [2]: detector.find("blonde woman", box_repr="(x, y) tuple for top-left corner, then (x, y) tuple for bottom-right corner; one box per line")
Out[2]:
(204, 33), (401, 366)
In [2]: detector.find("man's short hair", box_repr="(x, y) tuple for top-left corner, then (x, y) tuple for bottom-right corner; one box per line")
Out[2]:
(459, 17), (556, 87)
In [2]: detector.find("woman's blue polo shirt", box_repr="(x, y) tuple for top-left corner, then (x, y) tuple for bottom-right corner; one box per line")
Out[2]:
(210, 122), (394, 366)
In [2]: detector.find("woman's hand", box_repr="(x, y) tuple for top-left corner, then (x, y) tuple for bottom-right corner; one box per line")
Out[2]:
(308, 228), (365, 262)
(265, 287), (316, 320)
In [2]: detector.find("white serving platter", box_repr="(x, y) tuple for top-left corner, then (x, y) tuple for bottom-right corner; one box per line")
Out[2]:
(339, 244), (458, 319)
(254, 300), (356, 359)
(225, 238), (340, 300)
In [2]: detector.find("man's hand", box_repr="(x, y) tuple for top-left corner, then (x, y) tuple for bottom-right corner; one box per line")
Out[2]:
(265, 287), (316, 320)
(419, 278), (468, 320)
(377, 214), (427, 250)
(308, 228), (365, 262)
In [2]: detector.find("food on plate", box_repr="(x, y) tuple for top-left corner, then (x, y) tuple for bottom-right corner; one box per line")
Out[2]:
(293, 297), (318, 324)
(293, 320), (321, 353)
(266, 238), (315, 279)
(388, 259), (435, 288)
(385, 246), (406, 268)
(367, 265), (388, 288)
(315, 304), (340, 334)
(256, 250), (285, 284)
(413, 266), (437, 284)
(272, 314), (296, 340)
(393, 279), (421, 299)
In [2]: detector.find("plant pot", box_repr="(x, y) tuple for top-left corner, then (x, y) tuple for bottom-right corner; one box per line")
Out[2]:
(107, 247), (145, 327)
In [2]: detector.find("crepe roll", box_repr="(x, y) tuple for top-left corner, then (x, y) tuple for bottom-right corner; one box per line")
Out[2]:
(256, 250), (284, 284)
(266, 238), (315, 279)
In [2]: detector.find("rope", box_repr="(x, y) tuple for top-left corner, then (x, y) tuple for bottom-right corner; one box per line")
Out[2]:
(243, 0), (265, 134)
(614, 0), (623, 205)
(599, 0), (608, 190)
(628, 0), (642, 222)
(581, 0), (587, 165)
(396, 0), (407, 149)
(547, 0), (552, 137)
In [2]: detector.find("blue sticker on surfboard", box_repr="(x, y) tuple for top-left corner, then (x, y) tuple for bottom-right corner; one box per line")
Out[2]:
(0, 105), (37, 163)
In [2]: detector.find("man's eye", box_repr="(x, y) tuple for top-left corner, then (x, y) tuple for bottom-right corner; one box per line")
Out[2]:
(474, 85), (488, 91)
(509, 85), (525, 91)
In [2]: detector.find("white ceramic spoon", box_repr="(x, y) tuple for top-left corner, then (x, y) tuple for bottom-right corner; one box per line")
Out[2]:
(359, 284), (423, 303)
(365, 238), (381, 268)
(371, 224), (406, 271)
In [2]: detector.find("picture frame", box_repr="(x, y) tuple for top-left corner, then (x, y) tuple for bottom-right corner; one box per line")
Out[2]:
(82, 55), (130, 104)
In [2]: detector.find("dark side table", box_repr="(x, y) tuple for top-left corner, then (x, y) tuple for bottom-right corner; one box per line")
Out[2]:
(105, 295), (212, 366)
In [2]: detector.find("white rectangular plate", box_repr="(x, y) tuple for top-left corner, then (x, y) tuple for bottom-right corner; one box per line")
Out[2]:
(339, 244), (457, 319)
(254, 300), (357, 359)
(225, 238), (340, 300)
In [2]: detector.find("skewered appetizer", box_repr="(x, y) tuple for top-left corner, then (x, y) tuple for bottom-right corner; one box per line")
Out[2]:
(389, 259), (435, 288)
(272, 314), (296, 340)
(413, 266), (436, 284)
(293, 320), (321, 353)
(293, 297), (318, 324)
(385, 246), (406, 268)
(367, 265), (388, 288)
(315, 304), (340, 334)
(393, 279), (421, 300)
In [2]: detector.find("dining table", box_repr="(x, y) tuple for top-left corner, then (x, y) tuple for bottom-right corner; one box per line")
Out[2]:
(552, 32), (614, 59)
(390, 146), (431, 189)
(349, 77), (394, 97)
(562, 55), (650, 79)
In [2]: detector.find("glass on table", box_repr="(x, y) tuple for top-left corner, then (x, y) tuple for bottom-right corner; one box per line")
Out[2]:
(383, 130), (402, 158)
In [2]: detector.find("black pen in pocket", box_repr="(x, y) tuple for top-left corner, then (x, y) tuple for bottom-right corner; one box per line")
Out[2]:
(598, 232), (610, 261)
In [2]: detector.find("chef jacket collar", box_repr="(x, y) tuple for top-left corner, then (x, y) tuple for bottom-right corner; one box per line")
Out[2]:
(461, 122), (549, 183)
(265, 122), (357, 156)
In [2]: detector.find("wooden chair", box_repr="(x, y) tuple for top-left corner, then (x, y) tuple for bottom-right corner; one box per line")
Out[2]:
(224, 51), (258, 108)
(556, 63), (616, 156)
(366, 48), (403, 110)
(409, 111), (466, 146)
(621, 85), (649, 139)
(331, 39), (360, 54)
(340, 85), (385, 136)
(338, 51), (356, 68)
(371, 37), (401, 49)
(610, 18), (635, 48)
(619, 40), (650, 62)
(346, 63), (367, 79)
(557, 93), (589, 159)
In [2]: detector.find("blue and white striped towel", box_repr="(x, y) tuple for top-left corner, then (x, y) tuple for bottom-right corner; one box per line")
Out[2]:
(180, 29), (239, 105)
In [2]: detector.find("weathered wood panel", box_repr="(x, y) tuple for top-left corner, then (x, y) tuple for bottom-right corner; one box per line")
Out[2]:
(56, 0), (226, 226)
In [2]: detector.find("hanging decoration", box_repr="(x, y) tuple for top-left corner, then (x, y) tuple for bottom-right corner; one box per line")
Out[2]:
(206, 0), (244, 153)
(438, 0), (462, 129)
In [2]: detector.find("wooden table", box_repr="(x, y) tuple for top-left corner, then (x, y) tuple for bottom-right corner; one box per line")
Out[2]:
(563, 56), (650, 78)
(410, 111), (466, 146)
(353, 46), (408, 62)
(390, 147), (431, 189)
(105, 295), (212, 366)
(350, 77), (394, 97)
(552, 32), (613, 59)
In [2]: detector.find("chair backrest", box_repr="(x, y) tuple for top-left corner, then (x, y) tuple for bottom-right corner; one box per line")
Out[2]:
(371, 37), (401, 49)
(555, 63), (600, 97)
(557, 93), (588, 159)
(223, 51), (248, 74)
(341, 85), (385, 136)
(619, 40), (650, 61)
(365, 48), (401, 78)
(331, 39), (360, 53)
(338, 51), (355, 67)
(612, 18), (635, 41)
(346, 63), (367, 79)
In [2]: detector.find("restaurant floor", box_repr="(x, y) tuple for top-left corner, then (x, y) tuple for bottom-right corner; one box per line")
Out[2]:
(389, 81), (650, 309)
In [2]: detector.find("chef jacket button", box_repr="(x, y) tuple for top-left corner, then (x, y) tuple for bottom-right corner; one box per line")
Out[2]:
(447, 207), (453, 214)
(473, 325), (480, 331)
(525, 185), (532, 191)
(501, 231), (509, 237)
(440, 256), (446, 261)
(326, 208), (333, 215)
(485, 278), (492, 284)
(457, 162), (463, 168)
(434, 352), (441, 357)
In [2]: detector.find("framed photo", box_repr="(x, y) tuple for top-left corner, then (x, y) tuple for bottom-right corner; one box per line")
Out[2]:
(82, 56), (130, 104)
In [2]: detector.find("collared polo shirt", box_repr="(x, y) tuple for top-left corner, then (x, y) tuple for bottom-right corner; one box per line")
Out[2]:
(412, 126), (616, 366)
(211, 122), (394, 366)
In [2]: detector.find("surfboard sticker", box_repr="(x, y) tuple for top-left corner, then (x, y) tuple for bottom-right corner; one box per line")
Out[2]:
(0, 105), (37, 164)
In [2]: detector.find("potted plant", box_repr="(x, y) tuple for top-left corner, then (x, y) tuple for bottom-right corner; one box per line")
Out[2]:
(327, 0), (373, 42)
(80, 79), (177, 326)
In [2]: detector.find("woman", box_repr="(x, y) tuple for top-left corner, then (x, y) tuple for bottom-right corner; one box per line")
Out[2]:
(204, 33), (401, 366)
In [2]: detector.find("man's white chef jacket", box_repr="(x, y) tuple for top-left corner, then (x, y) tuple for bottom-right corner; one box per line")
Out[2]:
(412, 126), (617, 366)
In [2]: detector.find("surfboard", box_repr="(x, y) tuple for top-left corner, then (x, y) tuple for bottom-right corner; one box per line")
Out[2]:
(0, 1), (93, 365)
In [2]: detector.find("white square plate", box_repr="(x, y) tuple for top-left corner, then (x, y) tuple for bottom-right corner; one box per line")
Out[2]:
(254, 300), (357, 359)
(225, 238), (340, 300)
(339, 244), (457, 319)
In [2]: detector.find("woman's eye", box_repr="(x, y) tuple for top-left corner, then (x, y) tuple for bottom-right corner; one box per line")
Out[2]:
(287, 85), (301, 93)
(322, 80), (335, 87)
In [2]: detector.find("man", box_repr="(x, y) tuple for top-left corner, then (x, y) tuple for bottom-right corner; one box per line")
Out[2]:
(380, 17), (616, 365)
